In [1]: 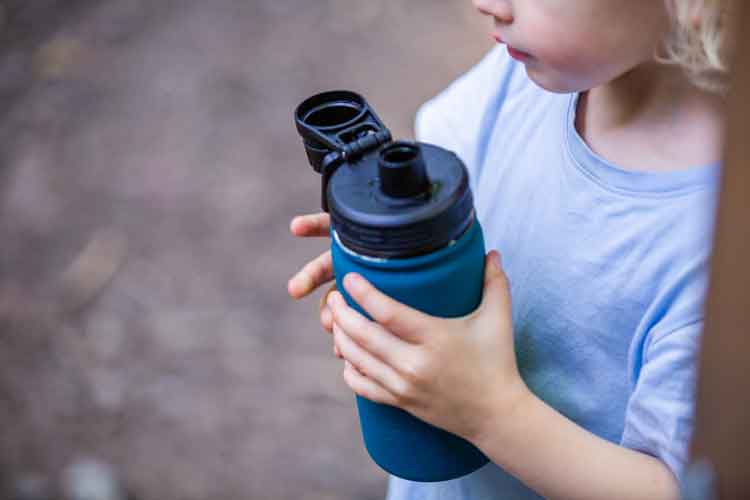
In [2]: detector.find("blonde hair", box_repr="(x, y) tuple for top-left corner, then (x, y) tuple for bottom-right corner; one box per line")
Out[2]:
(660, 0), (734, 93)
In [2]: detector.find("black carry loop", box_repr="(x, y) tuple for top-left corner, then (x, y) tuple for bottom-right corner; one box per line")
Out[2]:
(294, 90), (392, 212)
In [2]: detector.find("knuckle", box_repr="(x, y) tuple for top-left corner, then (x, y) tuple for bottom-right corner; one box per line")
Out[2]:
(376, 302), (397, 328)
(394, 379), (416, 404)
(314, 214), (330, 232)
(316, 255), (334, 280)
(401, 356), (427, 385)
(308, 262), (324, 283)
(381, 310), (396, 329)
(357, 324), (377, 350)
(301, 261), (317, 281)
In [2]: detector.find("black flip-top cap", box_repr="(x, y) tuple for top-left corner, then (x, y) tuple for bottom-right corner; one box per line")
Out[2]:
(328, 142), (475, 259)
(294, 90), (393, 212)
(295, 91), (364, 171)
(294, 90), (388, 172)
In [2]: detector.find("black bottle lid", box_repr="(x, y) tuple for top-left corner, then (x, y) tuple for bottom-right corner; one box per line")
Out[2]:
(328, 141), (475, 259)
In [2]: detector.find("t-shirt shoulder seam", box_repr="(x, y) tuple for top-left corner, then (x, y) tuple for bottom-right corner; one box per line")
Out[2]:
(645, 316), (704, 361)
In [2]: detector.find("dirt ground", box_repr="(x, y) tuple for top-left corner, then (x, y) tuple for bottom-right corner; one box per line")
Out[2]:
(0, 1), (490, 498)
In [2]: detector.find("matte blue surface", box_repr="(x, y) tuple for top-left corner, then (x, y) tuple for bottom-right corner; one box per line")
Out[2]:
(331, 219), (489, 482)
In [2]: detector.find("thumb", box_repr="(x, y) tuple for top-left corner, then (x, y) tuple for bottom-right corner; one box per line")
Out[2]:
(477, 251), (512, 321)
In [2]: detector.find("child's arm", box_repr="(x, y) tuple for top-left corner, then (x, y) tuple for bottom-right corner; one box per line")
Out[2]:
(328, 251), (682, 500)
(474, 388), (680, 500)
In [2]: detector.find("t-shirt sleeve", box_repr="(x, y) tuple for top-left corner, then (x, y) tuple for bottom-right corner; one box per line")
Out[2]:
(620, 319), (703, 481)
(414, 45), (512, 178)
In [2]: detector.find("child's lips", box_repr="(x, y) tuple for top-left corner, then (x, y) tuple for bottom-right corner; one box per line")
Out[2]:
(492, 34), (532, 61)
(507, 46), (532, 62)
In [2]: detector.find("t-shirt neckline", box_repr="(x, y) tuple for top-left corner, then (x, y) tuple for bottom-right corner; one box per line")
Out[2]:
(564, 93), (721, 197)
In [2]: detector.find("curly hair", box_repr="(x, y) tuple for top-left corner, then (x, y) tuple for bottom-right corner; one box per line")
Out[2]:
(660, 0), (735, 93)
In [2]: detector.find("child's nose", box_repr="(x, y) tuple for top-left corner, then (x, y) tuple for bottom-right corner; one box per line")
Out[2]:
(472, 0), (513, 24)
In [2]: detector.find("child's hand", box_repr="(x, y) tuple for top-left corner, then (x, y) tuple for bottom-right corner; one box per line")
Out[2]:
(287, 212), (341, 357)
(327, 251), (530, 443)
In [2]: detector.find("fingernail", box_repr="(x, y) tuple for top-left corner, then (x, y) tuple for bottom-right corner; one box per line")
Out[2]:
(327, 291), (339, 308)
(344, 273), (364, 294)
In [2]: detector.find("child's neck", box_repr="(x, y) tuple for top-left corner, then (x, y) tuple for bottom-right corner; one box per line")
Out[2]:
(576, 62), (725, 173)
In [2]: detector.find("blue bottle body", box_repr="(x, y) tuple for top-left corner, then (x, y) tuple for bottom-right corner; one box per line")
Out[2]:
(330, 218), (489, 482)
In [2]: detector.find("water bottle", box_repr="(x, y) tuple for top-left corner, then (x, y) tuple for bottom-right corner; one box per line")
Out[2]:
(294, 90), (489, 482)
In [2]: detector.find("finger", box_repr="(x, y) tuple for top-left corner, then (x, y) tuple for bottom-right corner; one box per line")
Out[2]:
(320, 306), (333, 333)
(319, 282), (338, 314)
(342, 360), (398, 406)
(340, 273), (431, 344)
(319, 283), (337, 332)
(287, 250), (334, 299)
(333, 343), (342, 358)
(475, 251), (512, 324)
(328, 291), (412, 367)
(345, 360), (363, 375)
(290, 213), (331, 238)
(333, 323), (405, 398)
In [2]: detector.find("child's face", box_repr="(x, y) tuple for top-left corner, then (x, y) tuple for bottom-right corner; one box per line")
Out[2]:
(473, 0), (671, 92)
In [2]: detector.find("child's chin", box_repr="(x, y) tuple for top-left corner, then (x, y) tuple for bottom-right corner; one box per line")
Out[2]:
(525, 67), (582, 94)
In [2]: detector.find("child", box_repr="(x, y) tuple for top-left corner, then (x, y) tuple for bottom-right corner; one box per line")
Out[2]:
(288, 0), (732, 498)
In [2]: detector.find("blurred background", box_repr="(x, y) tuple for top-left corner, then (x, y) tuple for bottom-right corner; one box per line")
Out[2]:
(0, 1), (491, 498)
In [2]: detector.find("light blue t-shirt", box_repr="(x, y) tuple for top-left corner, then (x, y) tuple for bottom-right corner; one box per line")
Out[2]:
(386, 46), (720, 500)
